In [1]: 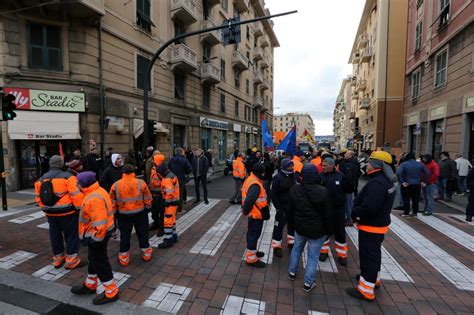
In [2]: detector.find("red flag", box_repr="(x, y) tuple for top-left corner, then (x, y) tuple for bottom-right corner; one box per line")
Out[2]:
(59, 142), (64, 157)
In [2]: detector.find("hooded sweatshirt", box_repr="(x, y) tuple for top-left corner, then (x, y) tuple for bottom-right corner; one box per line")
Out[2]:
(100, 154), (123, 192)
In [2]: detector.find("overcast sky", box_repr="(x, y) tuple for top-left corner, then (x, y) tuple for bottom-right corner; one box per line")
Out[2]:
(266, 0), (365, 135)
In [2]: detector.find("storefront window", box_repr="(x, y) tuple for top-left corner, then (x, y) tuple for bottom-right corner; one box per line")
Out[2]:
(200, 128), (212, 151)
(218, 130), (227, 160)
(233, 132), (240, 149)
(173, 125), (186, 150)
(432, 120), (444, 160)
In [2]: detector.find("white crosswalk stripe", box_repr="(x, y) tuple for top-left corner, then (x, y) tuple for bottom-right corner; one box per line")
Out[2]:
(303, 245), (338, 274)
(9, 211), (44, 224)
(96, 272), (130, 294)
(255, 206), (276, 264)
(37, 222), (49, 229)
(0, 207), (38, 218)
(390, 215), (474, 291)
(190, 205), (241, 255)
(417, 214), (474, 251)
(221, 295), (265, 315)
(449, 214), (474, 226)
(346, 226), (413, 283)
(143, 283), (191, 313)
(149, 199), (220, 247)
(0, 251), (37, 270)
(32, 265), (70, 281)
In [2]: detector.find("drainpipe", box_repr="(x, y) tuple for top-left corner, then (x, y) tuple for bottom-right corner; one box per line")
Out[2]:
(382, 0), (390, 148)
(98, 17), (105, 160)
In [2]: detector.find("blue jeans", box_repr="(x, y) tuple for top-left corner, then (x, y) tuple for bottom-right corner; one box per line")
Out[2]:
(345, 194), (353, 220)
(457, 176), (467, 193)
(288, 232), (326, 285)
(423, 184), (436, 214)
(438, 178), (452, 200)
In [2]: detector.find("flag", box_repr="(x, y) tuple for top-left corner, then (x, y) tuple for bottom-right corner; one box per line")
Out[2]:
(261, 119), (273, 149)
(59, 142), (64, 157)
(278, 126), (296, 156)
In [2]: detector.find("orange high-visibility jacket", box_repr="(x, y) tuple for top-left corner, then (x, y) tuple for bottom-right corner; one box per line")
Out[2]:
(161, 172), (180, 207)
(292, 156), (303, 174)
(110, 173), (153, 215)
(35, 169), (84, 216)
(149, 167), (163, 196)
(311, 156), (321, 168)
(79, 182), (115, 242)
(233, 157), (246, 179)
(242, 174), (268, 220)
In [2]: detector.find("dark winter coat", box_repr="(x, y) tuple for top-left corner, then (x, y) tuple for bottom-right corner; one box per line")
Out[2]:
(262, 159), (275, 181)
(84, 153), (102, 179)
(168, 155), (193, 181)
(270, 171), (295, 210)
(192, 155), (209, 177)
(439, 158), (457, 180)
(287, 182), (333, 239)
(352, 170), (396, 228)
(99, 165), (123, 193)
(340, 157), (360, 193)
(396, 159), (429, 185)
(320, 170), (347, 209)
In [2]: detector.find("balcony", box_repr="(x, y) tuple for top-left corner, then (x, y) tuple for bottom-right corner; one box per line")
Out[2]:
(200, 63), (220, 85)
(69, 0), (105, 17)
(356, 79), (367, 91)
(351, 92), (359, 100)
(169, 44), (198, 72)
(357, 34), (368, 49)
(350, 76), (357, 86)
(253, 47), (263, 61)
(360, 47), (373, 63)
(351, 52), (361, 64)
(260, 57), (269, 69)
(170, 0), (198, 27)
(253, 24), (264, 38)
(253, 71), (263, 84)
(261, 79), (270, 90)
(200, 19), (221, 46)
(234, 0), (250, 13)
(232, 51), (249, 71)
(349, 112), (356, 120)
(260, 36), (270, 48)
(253, 96), (264, 108)
(359, 97), (371, 109)
(208, 0), (220, 8)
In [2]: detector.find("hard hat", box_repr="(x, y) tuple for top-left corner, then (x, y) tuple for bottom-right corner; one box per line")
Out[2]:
(369, 151), (392, 164)
(251, 147), (257, 153)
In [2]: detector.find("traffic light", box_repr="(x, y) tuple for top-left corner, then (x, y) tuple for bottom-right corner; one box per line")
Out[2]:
(2, 93), (17, 121)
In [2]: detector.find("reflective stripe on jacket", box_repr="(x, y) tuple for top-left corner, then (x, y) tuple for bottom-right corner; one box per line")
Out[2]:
(161, 172), (180, 207)
(242, 174), (268, 220)
(233, 157), (246, 179)
(149, 167), (163, 195)
(110, 173), (152, 215)
(34, 168), (84, 216)
(79, 182), (115, 242)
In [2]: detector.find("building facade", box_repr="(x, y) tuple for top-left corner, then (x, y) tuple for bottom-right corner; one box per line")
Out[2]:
(273, 112), (315, 144)
(333, 76), (353, 150)
(403, 0), (473, 161)
(346, 0), (408, 152)
(0, 0), (278, 190)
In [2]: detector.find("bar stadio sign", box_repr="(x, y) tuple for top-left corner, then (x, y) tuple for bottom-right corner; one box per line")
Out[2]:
(4, 87), (85, 112)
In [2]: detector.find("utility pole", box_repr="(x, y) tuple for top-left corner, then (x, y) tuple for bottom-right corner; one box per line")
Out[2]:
(142, 10), (297, 156)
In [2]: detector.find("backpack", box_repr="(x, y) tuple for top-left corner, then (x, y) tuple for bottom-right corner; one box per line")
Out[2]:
(39, 179), (61, 206)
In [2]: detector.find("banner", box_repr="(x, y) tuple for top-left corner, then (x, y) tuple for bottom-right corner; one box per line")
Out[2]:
(278, 126), (296, 156)
(261, 120), (273, 149)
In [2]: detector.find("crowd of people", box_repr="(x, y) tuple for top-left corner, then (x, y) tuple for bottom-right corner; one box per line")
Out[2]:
(32, 143), (473, 305)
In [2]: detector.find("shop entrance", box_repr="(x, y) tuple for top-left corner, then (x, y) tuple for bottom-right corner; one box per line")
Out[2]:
(431, 120), (444, 161)
(200, 128), (212, 151)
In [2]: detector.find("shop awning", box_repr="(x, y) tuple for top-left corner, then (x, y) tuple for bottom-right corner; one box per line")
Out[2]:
(8, 111), (81, 140)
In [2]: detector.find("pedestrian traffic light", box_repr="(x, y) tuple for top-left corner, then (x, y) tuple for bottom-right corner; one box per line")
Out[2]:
(1, 93), (17, 121)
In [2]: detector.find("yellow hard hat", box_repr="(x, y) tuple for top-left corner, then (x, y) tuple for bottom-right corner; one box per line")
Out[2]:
(251, 147), (257, 153)
(369, 151), (392, 164)
(341, 148), (348, 153)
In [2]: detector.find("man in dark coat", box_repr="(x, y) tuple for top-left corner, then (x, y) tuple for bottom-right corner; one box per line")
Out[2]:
(84, 148), (102, 181)
(437, 151), (457, 202)
(192, 149), (209, 204)
(261, 152), (274, 201)
(340, 150), (360, 225)
(168, 147), (193, 212)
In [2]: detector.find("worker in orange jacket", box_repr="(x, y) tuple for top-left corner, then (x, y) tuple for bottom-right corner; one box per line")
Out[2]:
(292, 150), (305, 177)
(242, 163), (269, 268)
(71, 172), (119, 305)
(149, 154), (166, 236)
(35, 155), (86, 270)
(230, 152), (246, 204)
(155, 164), (180, 249)
(110, 164), (153, 266)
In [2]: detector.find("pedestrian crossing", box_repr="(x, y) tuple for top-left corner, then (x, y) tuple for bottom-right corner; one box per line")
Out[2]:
(96, 272), (130, 294)
(0, 251), (37, 270)
(449, 214), (474, 226)
(8, 211), (44, 224)
(303, 245), (338, 274)
(221, 295), (265, 315)
(32, 264), (70, 281)
(143, 283), (191, 313)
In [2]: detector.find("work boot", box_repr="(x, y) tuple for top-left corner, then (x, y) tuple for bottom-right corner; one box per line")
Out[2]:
(246, 260), (265, 268)
(65, 259), (88, 270)
(466, 215), (472, 222)
(118, 253), (130, 267)
(204, 199), (209, 205)
(156, 229), (164, 237)
(158, 240), (174, 249)
(172, 234), (178, 244)
(142, 248), (153, 262)
(256, 251), (264, 258)
(346, 288), (374, 302)
(356, 274), (380, 289)
(71, 284), (95, 295)
(52, 255), (65, 269)
(273, 248), (282, 258)
(338, 257), (348, 267)
(92, 293), (119, 305)
(149, 222), (160, 231)
(319, 253), (328, 262)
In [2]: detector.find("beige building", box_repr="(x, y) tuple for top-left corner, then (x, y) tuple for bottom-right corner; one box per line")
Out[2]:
(333, 76), (353, 150)
(273, 113), (315, 143)
(347, 0), (408, 152)
(0, 0), (278, 190)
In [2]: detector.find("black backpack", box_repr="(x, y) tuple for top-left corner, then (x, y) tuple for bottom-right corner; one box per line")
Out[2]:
(39, 179), (61, 206)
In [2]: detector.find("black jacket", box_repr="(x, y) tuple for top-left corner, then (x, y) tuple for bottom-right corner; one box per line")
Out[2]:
(168, 155), (193, 180)
(84, 153), (102, 178)
(192, 155), (209, 177)
(270, 171), (295, 210)
(439, 158), (457, 180)
(340, 157), (360, 193)
(262, 159), (275, 181)
(320, 171), (347, 209)
(287, 183), (333, 239)
(99, 165), (123, 193)
(352, 170), (396, 227)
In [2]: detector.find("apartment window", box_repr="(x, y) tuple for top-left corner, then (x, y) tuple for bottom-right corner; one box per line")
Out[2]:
(174, 21), (186, 44)
(253, 109), (258, 123)
(234, 100), (239, 117)
(435, 49), (447, 88)
(203, 44), (211, 63)
(174, 72), (185, 100)
(245, 105), (250, 120)
(246, 79), (250, 94)
(220, 59), (226, 79)
(246, 25), (250, 40)
(28, 23), (62, 70)
(415, 21), (423, 52)
(136, 0), (153, 31)
(220, 93), (226, 113)
(203, 85), (211, 108)
(411, 69), (421, 101)
(137, 55), (151, 90)
(439, 0), (450, 29)
(221, 0), (228, 11)
(234, 69), (240, 89)
(203, 0), (210, 20)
